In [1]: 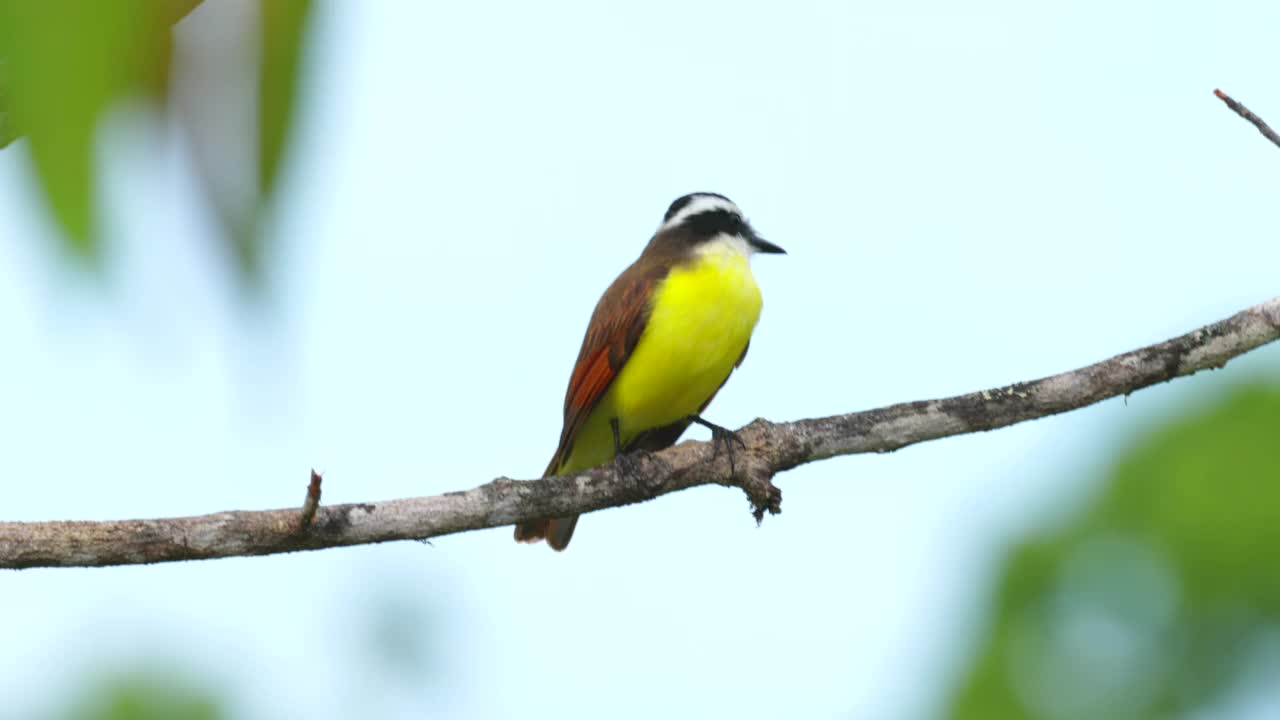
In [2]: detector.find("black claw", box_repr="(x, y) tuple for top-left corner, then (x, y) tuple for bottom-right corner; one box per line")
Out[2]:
(688, 415), (746, 476)
(610, 418), (624, 456)
(615, 451), (643, 481)
(610, 417), (655, 489)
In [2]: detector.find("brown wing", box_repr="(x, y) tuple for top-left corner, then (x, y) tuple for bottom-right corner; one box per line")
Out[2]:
(543, 258), (670, 477)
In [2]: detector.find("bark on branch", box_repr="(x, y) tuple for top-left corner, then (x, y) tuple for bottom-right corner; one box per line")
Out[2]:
(3, 297), (1278, 570)
(1216, 89), (1280, 150)
(2, 90), (1275, 570)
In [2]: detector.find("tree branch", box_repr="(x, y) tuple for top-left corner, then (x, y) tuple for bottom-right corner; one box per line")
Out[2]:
(3, 297), (1278, 570)
(1215, 89), (1280, 150)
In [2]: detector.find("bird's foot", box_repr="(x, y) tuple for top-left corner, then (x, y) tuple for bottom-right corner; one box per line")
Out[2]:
(688, 415), (747, 477)
(613, 449), (664, 493)
(614, 449), (641, 479)
(607, 417), (665, 493)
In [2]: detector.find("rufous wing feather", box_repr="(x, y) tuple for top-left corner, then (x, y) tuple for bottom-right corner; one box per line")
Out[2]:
(515, 257), (670, 550)
(545, 260), (667, 478)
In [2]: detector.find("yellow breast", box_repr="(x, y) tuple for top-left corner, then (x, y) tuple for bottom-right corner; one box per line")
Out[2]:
(554, 241), (765, 475)
(608, 247), (763, 438)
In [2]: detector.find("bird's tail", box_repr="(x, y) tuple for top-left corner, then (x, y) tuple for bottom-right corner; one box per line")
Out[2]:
(513, 515), (578, 551)
(514, 451), (580, 551)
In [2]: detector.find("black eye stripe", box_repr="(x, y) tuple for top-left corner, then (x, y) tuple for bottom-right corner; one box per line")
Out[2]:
(683, 209), (748, 238)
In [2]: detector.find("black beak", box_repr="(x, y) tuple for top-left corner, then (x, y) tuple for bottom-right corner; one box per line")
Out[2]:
(749, 234), (787, 255)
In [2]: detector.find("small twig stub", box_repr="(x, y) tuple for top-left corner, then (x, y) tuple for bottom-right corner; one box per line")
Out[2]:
(1215, 89), (1280, 151)
(299, 470), (322, 528)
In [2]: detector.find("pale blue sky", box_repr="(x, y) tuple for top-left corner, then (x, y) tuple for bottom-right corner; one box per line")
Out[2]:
(2, 1), (1278, 718)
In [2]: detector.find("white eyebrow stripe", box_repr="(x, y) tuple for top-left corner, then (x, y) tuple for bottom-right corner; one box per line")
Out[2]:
(660, 195), (743, 231)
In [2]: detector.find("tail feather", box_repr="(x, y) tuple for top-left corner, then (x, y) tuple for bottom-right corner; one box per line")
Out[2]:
(515, 416), (696, 551)
(514, 519), (550, 544)
(513, 515), (578, 551)
(546, 516), (578, 551)
(514, 450), (582, 550)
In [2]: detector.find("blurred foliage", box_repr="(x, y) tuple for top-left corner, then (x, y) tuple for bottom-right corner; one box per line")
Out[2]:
(364, 594), (436, 679)
(948, 382), (1280, 719)
(258, 0), (308, 202)
(49, 672), (225, 720)
(0, 0), (311, 281)
(28, 576), (442, 720)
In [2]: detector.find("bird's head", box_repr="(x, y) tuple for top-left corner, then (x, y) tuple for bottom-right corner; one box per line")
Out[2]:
(653, 192), (786, 257)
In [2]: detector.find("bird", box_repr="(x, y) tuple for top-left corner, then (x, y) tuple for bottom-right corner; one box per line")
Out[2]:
(515, 192), (785, 551)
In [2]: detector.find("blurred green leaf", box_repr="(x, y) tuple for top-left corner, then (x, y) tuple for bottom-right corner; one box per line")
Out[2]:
(1, 0), (311, 287)
(259, 0), (310, 201)
(0, 0), (175, 260)
(365, 594), (436, 678)
(948, 382), (1280, 720)
(55, 673), (225, 720)
(0, 58), (16, 148)
(163, 0), (206, 26)
(229, 0), (310, 280)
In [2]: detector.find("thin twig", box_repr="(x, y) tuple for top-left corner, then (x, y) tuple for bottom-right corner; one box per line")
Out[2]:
(298, 470), (322, 528)
(2, 297), (1277, 570)
(1215, 89), (1280, 150)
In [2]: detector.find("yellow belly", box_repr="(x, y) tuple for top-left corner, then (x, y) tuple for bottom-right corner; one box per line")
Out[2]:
(559, 250), (763, 473)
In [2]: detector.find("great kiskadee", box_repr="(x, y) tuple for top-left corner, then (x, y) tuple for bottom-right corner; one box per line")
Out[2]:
(515, 193), (785, 550)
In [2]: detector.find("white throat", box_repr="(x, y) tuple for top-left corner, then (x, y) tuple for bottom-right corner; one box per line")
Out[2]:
(695, 233), (754, 259)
